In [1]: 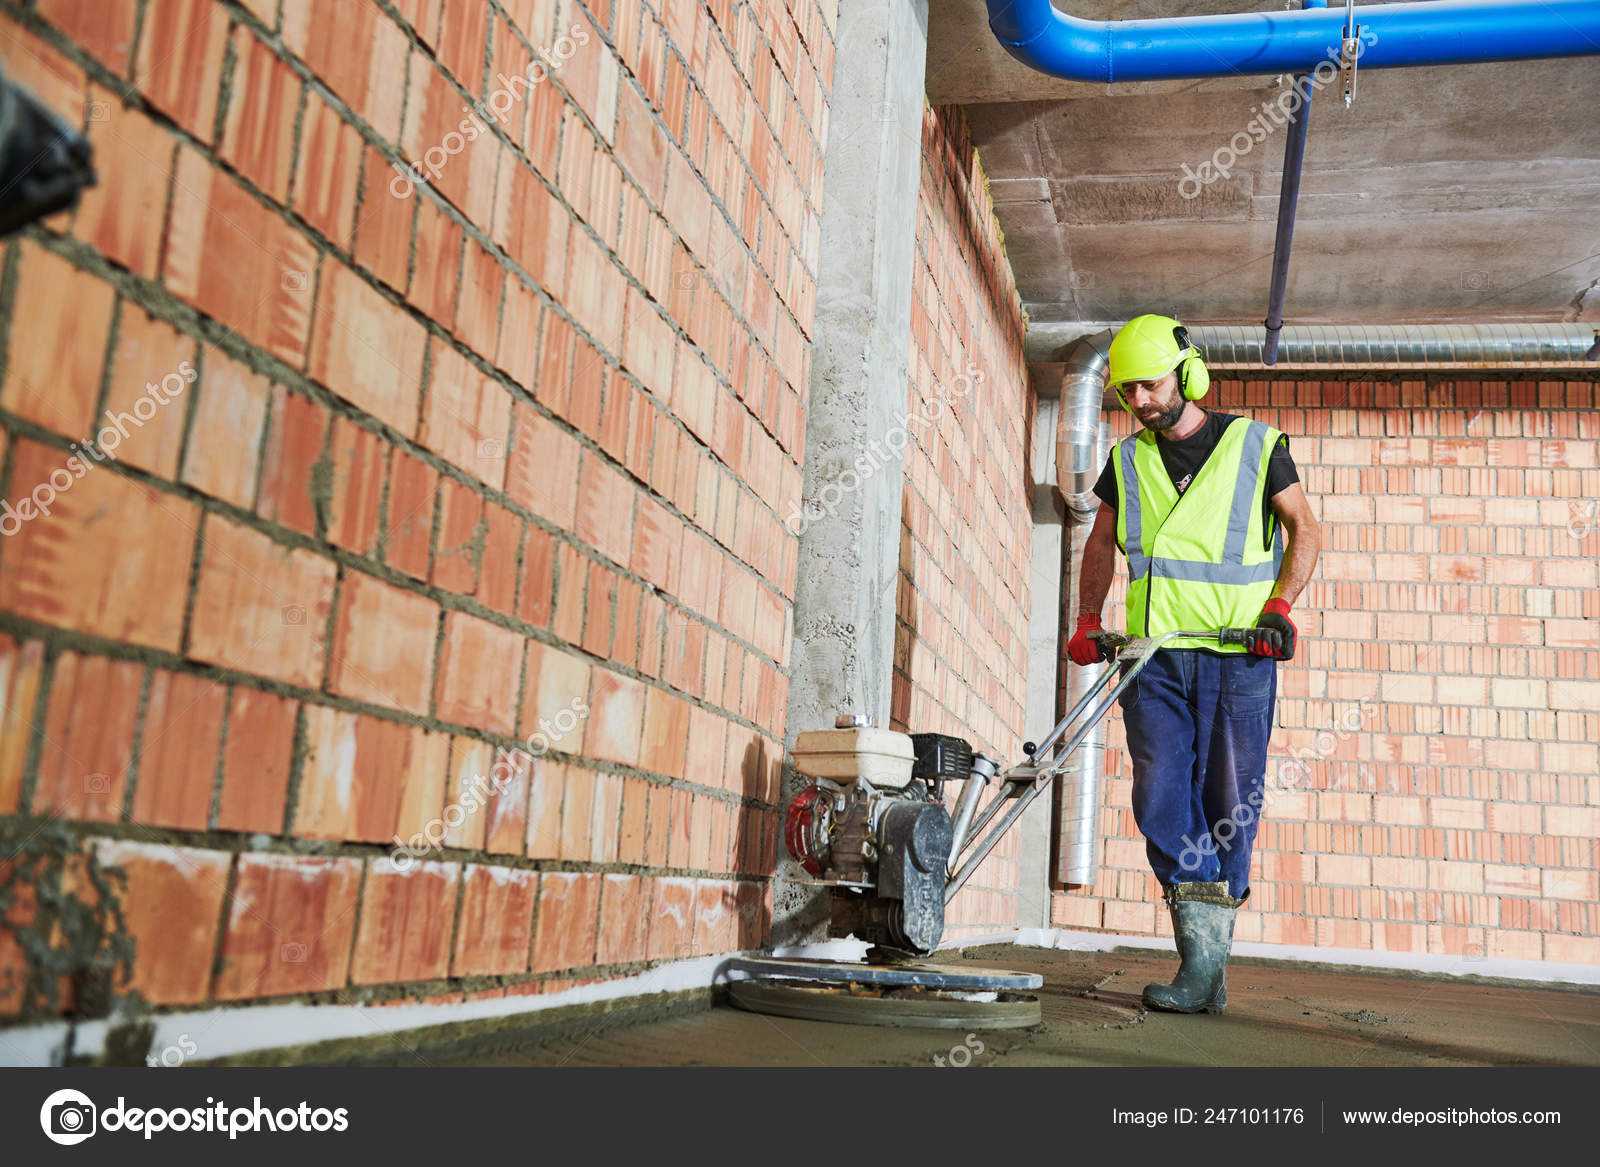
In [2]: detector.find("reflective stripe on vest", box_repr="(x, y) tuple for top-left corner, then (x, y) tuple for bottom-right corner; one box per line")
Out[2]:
(1114, 417), (1284, 649)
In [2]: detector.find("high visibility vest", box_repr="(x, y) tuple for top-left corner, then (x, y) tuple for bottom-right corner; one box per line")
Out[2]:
(1112, 416), (1284, 651)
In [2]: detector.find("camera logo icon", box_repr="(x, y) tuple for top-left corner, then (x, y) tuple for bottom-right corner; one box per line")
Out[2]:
(40, 1088), (97, 1145)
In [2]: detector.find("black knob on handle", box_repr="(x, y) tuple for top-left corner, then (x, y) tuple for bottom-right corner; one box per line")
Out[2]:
(1023, 741), (1036, 756)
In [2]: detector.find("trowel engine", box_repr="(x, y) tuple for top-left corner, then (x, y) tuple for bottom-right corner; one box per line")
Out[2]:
(784, 717), (998, 958)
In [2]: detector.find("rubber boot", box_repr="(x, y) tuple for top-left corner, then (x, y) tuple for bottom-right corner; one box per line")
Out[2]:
(1141, 881), (1241, 1014)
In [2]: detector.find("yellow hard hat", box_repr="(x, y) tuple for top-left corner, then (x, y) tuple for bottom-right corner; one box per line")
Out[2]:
(1106, 314), (1210, 410)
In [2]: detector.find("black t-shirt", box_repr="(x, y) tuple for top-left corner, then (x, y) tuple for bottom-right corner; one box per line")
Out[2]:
(1092, 411), (1299, 544)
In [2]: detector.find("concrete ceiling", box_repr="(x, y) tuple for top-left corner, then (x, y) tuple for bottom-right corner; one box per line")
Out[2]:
(929, 0), (1600, 330)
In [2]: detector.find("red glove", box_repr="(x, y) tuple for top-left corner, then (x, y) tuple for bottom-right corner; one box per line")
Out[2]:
(1068, 612), (1104, 666)
(1248, 598), (1297, 660)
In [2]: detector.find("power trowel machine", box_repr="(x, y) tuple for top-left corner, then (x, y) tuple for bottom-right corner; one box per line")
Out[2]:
(727, 628), (1257, 1028)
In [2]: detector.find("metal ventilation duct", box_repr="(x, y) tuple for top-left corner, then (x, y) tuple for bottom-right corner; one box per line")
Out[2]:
(1052, 334), (1114, 888)
(1024, 323), (1600, 369)
(1188, 323), (1600, 368)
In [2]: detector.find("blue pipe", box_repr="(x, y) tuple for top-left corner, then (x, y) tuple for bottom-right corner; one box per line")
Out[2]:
(987, 0), (1600, 84)
(1263, 0), (1324, 366)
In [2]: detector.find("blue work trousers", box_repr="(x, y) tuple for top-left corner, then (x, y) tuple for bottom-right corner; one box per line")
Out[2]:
(1117, 650), (1277, 902)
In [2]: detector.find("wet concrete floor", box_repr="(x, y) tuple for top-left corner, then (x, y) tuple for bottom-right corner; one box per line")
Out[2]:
(438, 944), (1600, 1067)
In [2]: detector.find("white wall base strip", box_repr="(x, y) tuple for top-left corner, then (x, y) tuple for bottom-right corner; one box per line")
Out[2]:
(6, 929), (1593, 1066)
(0, 939), (864, 1068)
(942, 926), (1600, 986)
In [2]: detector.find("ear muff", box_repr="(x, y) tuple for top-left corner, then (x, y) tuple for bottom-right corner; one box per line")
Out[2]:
(1172, 325), (1211, 402)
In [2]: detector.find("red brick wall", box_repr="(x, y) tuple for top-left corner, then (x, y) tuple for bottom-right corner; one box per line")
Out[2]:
(1054, 377), (1600, 967)
(892, 105), (1031, 937)
(0, 0), (833, 1022)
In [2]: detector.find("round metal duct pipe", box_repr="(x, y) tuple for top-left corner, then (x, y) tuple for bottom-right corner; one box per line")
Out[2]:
(1054, 329), (1114, 522)
(1053, 332), (1114, 888)
(1025, 323), (1600, 369)
(1180, 324), (1598, 368)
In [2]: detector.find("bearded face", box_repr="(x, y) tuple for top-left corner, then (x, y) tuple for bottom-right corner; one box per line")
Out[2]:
(1122, 371), (1187, 431)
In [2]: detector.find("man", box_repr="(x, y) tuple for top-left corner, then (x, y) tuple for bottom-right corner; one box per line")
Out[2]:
(1067, 315), (1320, 1014)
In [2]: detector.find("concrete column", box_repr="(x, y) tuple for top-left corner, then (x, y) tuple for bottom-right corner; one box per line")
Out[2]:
(772, 0), (929, 948)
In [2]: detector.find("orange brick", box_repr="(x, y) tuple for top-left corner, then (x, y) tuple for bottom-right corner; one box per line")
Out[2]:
(293, 89), (363, 245)
(256, 390), (327, 539)
(101, 306), (197, 478)
(477, 501), (521, 616)
(584, 668), (645, 767)
(93, 840), (230, 1005)
(531, 871), (601, 973)
(562, 227), (624, 355)
(639, 687), (689, 779)
(435, 0), (488, 87)
(0, 440), (198, 651)
(597, 873), (650, 965)
(439, 735), (490, 851)
(646, 876), (694, 959)
(1545, 805), (1600, 837)
(431, 476), (482, 593)
(164, 148), (316, 363)
(525, 758), (562, 859)
(420, 342), (512, 487)
(180, 347), (270, 509)
(131, 670), (226, 830)
(453, 237), (503, 358)
(39, 0), (139, 74)
(520, 640), (592, 742)
(281, 0), (408, 139)
(484, 747), (530, 855)
(506, 404), (581, 528)
(134, 0), (228, 138)
(0, 636), (46, 814)
(219, 26), (300, 201)
(555, 763), (592, 861)
(400, 56), (498, 228)
(326, 417), (385, 554)
(295, 708), (411, 843)
(693, 878), (737, 956)
(575, 450), (636, 566)
(496, 273), (541, 389)
(408, 194), (462, 324)
(618, 778), (650, 864)
(329, 572), (440, 714)
(30, 653), (142, 822)
(519, 524), (555, 627)
(495, 159), (569, 299)
(393, 727), (451, 846)
(309, 263), (427, 435)
(1, 243), (116, 436)
(350, 858), (459, 985)
(354, 148), (417, 293)
(214, 854), (362, 999)
(215, 688), (298, 833)
(452, 865), (536, 977)
(73, 93), (175, 279)
(434, 611), (522, 733)
(189, 516), (335, 687)
(384, 447), (438, 580)
(0, 19), (85, 125)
